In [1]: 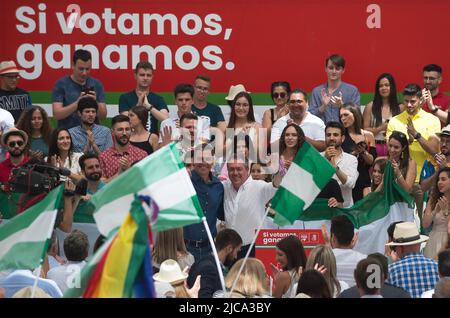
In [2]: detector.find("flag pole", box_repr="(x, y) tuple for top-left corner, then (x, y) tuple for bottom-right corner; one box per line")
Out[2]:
(228, 206), (270, 298)
(202, 217), (226, 294)
(30, 264), (42, 298)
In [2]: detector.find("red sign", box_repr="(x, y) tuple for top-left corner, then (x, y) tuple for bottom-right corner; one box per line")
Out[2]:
(255, 229), (324, 279)
(1, 1), (449, 93)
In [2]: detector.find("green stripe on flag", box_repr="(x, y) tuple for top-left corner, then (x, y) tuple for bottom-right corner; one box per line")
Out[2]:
(270, 188), (307, 225)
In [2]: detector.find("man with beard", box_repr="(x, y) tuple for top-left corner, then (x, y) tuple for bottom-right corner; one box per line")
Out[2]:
(99, 115), (147, 181)
(270, 88), (326, 151)
(119, 61), (169, 135)
(68, 97), (112, 155)
(420, 125), (450, 192)
(187, 228), (242, 298)
(323, 121), (358, 207)
(421, 64), (450, 124)
(0, 128), (29, 187)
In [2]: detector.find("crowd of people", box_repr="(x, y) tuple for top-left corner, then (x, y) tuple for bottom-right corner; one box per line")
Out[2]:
(1, 50), (450, 298)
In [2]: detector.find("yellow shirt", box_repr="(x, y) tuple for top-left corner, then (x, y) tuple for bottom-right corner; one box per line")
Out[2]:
(386, 109), (441, 183)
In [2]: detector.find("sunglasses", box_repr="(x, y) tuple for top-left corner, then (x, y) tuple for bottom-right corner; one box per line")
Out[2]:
(8, 140), (24, 147)
(273, 92), (287, 99)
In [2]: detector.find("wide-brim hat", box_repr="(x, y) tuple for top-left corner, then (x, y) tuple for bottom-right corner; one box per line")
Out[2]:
(153, 259), (188, 285)
(225, 84), (250, 101)
(1, 127), (28, 147)
(385, 222), (428, 246)
(436, 124), (450, 138)
(0, 61), (21, 75)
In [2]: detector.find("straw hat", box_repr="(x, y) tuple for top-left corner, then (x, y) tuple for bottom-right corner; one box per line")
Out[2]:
(1, 127), (28, 147)
(385, 222), (428, 246)
(0, 61), (21, 75)
(225, 84), (249, 101)
(153, 259), (188, 285)
(436, 124), (450, 138)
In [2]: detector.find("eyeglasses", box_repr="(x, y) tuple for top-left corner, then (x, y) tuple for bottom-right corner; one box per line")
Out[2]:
(8, 140), (24, 147)
(273, 92), (287, 99)
(288, 100), (304, 105)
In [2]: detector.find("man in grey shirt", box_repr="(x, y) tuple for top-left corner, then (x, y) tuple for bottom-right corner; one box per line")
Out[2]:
(309, 54), (360, 123)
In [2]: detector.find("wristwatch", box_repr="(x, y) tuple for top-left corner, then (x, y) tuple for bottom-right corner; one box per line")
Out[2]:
(431, 106), (439, 114)
(414, 132), (422, 140)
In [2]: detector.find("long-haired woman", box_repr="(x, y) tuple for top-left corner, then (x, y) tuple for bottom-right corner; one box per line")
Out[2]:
(386, 131), (416, 193)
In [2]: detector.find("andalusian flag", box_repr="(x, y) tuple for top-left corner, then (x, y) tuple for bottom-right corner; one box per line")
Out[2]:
(86, 143), (204, 236)
(271, 141), (336, 226)
(290, 161), (415, 255)
(0, 185), (63, 271)
(64, 196), (155, 298)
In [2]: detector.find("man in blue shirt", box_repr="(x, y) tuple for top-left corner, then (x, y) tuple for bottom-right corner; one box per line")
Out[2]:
(119, 61), (169, 135)
(184, 144), (225, 261)
(52, 49), (107, 129)
(68, 97), (112, 155)
(309, 54), (360, 123)
(386, 222), (439, 298)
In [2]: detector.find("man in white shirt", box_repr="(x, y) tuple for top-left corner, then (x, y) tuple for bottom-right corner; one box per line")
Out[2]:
(222, 156), (281, 259)
(0, 108), (14, 162)
(271, 88), (326, 151)
(47, 230), (89, 294)
(322, 121), (358, 207)
(331, 215), (366, 287)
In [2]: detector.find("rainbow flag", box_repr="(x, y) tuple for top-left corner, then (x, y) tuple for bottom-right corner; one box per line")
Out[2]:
(64, 195), (155, 298)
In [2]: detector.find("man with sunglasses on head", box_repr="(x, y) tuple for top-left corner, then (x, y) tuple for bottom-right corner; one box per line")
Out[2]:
(0, 61), (32, 122)
(270, 88), (326, 151)
(0, 128), (30, 189)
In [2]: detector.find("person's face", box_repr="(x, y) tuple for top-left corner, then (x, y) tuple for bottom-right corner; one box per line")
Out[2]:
(228, 161), (249, 189)
(288, 92), (308, 119)
(437, 171), (450, 193)
(31, 109), (43, 130)
(83, 158), (102, 181)
(234, 96), (250, 119)
(388, 138), (403, 160)
(423, 71), (441, 92)
(57, 130), (71, 152)
(224, 244), (242, 268)
(275, 248), (288, 269)
(339, 108), (355, 128)
(128, 111), (141, 128)
(325, 127), (344, 148)
(403, 94), (421, 115)
(135, 67), (153, 89)
(193, 149), (214, 175)
(80, 108), (96, 126)
(284, 126), (299, 149)
(272, 86), (289, 107)
(181, 119), (197, 138)
(235, 140), (249, 158)
(372, 163), (383, 186)
(113, 121), (131, 146)
(7, 135), (26, 157)
(440, 136), (450, 156)
(325, 60), (344, 81)
(194, 79), (210, 101)
(72, 59), (91, 83)
(251, 163), (264, 180)
(378, 77), (391, 98)
(175, 92), (193, 114)
(0, 72), (20, 91)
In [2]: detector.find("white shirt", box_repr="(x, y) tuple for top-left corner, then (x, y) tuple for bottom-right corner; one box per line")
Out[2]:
(47, 261), (86, 294)
(270, 112), (325, 144)
(333, 248), (367, 287)
(321, 150), (358, 207)
(421, 289), (434, 298)
(0, 108), (15, 162)
(159, 113), (210, 143)
(223, 176), (277, 245)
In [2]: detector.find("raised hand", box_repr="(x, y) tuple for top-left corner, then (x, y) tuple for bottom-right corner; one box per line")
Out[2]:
(320, 89), (331, 106)
(119, 155), (130, 172)
(313, 263), (327, 274)
(330, 91), (343, 108)
(437, 196), (449, 212)
(328, 197), (339, 208)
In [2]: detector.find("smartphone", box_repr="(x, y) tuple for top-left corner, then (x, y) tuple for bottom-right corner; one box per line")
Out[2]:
(83, 86), (94, 94)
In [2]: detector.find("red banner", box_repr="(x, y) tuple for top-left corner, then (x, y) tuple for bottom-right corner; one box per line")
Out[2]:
(255, 229), (324, 279)
(1, 0), (449, 93)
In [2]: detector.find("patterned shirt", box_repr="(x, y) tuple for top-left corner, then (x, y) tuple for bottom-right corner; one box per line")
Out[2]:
(69, 124), (113, 153)
(99, 144), (147, 179)
(388, 252), (439, 298)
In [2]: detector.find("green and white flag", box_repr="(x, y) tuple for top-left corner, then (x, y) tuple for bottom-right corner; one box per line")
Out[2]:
(0, 185), (63, 271)
(271, 141), (336, 226)
(89, 143), (204, 236)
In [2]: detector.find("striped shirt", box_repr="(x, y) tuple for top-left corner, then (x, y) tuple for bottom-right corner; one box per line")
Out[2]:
(69, 124), (113, 153)
(388, 252), (439, 298)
